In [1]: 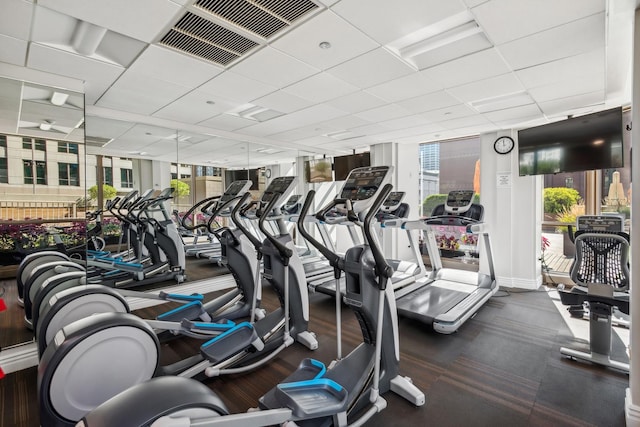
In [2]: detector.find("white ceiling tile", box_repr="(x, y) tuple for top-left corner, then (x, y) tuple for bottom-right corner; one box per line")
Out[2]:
(282, 72), (359, 103)
(499, 13), (605, 71)
(0, 35), (27, 66)
(241, 104), (346, 137)
(378, 114), (429, 131)
(473, 0), (604, 45)
(350, 122), (397, 137)
(463, 0), (489, 7)
(483, 103), (543, 122)
(529, 73), (605, 104)
(315, 115), (371, 132)
(333, 0), (467, 45)
(446, 73), (524, 104)
(515, 49), (604, 89)
(366, 69), (443, 103)
(0, 0), (33, 40)
(355, 104), (412, 123)
(27, 43), (125, 104)
(198, 71), (278, 104)
(437, 113), (491, 130)
(153, 91), (242, 124)
(85, 116), (136, 139)
(397, 91), (460, 114)
(230, 46), (319, 88)
(252, 90), (313, 114)
(325, 91), (387, 114)
(538, 90), (605, 117)
(97, 71), (191, 115)
(421, 103), (477, 123)
(127, 45), (222, 88)
(197, 114), (256, 132)
(38, 0), (182, 43)
(427, 48), (511, 89)
(327, 48), (414, 89)
(271, 10), (379, 70)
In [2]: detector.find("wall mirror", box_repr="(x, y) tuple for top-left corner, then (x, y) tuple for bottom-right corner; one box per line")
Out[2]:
(0, 74), (85, 349)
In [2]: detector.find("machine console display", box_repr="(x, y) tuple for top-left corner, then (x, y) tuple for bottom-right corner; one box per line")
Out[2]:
(577, 215), (625, 232)
(261, 176), (296, 205)
(333, 166), (392, 215)
(382, 191), (405, 208)
(444, 190), (474, 213)
(220, 180), (252, 203)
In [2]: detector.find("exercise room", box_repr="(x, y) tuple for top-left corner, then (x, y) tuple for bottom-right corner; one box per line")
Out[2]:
(0, 0), (638, 426)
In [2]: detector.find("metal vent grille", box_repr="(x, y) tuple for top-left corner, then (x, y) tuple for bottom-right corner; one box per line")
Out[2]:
(159, 12), (258, 65)
(195, 0), (318, 38)
(159, 0), (319, 66)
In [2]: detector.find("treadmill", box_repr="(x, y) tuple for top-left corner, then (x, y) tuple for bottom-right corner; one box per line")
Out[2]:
(395, 190), (498, 334)
(309, 191), (426, 297)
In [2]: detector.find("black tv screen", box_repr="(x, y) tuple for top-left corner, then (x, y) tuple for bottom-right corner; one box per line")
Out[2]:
(225, 168), (259, 190)
(518, 107), (623, 176)
(334, 152), (371, 181)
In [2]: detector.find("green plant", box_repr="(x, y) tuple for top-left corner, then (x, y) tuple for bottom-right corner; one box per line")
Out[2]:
(170, 179), (190, 197)
(555, 204), (583, 233)
(88, 184), (117, 203)
(544, 187), (580, 215)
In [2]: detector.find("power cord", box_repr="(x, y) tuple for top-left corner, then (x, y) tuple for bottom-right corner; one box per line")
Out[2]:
(0, 285), (5, 297)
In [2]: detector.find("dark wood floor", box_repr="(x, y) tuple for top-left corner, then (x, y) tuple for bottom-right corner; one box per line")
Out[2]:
(0, 256), (630, 427)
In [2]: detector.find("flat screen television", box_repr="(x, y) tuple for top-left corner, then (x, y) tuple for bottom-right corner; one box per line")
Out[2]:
(305, 158), (333, 183)
(518, 107), (624, 176)
(225, 168), (259, 190)
(334, 152), (371, 181)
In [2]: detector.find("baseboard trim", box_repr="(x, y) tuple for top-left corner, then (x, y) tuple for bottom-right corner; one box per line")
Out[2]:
(626, 389), (640, 427)
(0, 341), (38, 374)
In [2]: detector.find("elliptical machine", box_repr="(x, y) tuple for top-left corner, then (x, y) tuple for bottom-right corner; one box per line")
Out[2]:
(38, 176), (319, 427)
(75, 166), (425, 427)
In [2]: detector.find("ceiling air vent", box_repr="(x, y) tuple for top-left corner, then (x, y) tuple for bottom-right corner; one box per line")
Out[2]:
(194, 0), (319, 39)
(160, 12), (259, 65)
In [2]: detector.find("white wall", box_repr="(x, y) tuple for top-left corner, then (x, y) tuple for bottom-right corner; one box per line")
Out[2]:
(480, 131), (542, 290)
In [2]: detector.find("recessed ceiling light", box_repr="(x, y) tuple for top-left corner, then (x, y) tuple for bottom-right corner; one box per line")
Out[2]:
(319, 41), (331, 49)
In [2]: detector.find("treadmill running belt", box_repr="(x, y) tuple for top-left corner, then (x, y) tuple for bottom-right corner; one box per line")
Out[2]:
(395, 280), (470, 324)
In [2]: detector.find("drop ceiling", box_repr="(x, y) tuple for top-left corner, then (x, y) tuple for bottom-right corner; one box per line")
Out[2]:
(0, 0), (636, 167)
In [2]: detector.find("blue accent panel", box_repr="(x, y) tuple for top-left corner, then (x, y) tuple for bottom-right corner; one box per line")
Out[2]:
(201, 321), (253, 348)
(309, 359), (326, 379)
(166, 293), (203, 302)
(103, 269), (122, 276)
(279, 378), (343, 393)
(191, 319), (235, 330)
(157, 301), (202, 320)
(112, 260), (143, 269)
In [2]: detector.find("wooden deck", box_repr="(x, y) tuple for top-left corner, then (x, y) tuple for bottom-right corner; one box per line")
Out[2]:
(541, 252), (573, 274)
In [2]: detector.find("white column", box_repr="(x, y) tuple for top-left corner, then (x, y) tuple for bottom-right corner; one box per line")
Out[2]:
(370, 142), (420, 261)
(625, 7), (640, 427)
(480, 132), (541, 290)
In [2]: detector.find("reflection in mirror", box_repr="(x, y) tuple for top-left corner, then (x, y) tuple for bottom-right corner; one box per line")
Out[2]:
(0, 75), (85, 349)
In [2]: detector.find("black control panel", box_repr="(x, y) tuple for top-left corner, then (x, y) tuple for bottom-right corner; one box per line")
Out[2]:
(220, 180), (252, 203)
(577, 215), (624, 232)
(445, 190), (474, 213)
(340, 166), (389, 201)
(261, 176), (296, 204)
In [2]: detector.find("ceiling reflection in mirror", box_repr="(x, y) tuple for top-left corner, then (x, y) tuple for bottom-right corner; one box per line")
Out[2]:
(0, 77), (84, 143)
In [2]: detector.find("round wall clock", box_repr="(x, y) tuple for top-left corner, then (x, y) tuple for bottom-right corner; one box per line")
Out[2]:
(494, 136), (515, 155)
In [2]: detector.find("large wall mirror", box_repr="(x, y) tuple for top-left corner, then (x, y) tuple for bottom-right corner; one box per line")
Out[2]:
(0, 74), (85, 349)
